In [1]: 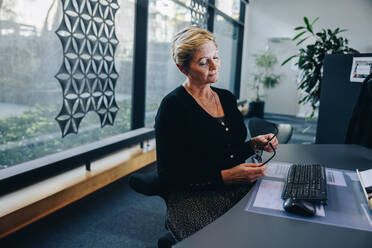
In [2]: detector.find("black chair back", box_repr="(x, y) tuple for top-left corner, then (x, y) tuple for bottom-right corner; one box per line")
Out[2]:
(129, 169), (168, 199)
(248, 117), (293, 144)
(129, 169), (176, 247)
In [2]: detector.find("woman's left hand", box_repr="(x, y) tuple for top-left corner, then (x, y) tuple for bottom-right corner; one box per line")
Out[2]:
(250, 133), (278, 153)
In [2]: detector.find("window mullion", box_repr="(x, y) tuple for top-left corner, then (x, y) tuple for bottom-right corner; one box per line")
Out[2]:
(207, 0), (215, 32)
(234, 2), (246, 98)
(131, 0), (149, 129)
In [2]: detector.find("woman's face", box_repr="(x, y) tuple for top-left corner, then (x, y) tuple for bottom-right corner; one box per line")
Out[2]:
(186, 41), (220, 85)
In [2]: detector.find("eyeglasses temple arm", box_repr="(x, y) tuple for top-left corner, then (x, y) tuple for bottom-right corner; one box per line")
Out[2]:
(259, 143), (276, 167)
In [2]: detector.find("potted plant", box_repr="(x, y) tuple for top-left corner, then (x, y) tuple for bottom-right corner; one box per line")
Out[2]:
(248, 50), (281, 118)
(281, 17), (359, 118)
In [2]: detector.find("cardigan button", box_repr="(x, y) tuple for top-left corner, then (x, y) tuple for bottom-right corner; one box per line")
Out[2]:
(225, 127), (229, 131)
(230, 154), (234, 159)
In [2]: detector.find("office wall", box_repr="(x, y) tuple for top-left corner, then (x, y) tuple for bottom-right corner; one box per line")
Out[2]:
(240, 0), (372, 116)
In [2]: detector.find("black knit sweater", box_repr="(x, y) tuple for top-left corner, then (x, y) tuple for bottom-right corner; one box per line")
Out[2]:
(155, 85), (255, 190)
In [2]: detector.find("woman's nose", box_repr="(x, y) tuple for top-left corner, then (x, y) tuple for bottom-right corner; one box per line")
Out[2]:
(209, 59), (216, 70)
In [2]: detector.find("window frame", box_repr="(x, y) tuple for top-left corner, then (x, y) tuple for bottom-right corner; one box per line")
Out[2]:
(0, 0), (248, 192)
(208, 0), (247, 97)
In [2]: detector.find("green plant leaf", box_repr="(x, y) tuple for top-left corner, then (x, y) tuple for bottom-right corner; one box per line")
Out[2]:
(316, 31), (327, 41)
(304, 17), (310, 26)
(304, 17), (313, 33)
(282, 16), (360, 118)
(294, 26), (305, 31)
(338, 29), (347, 33)
(281, 55), (297, 66)
(263, 75), (281, 88)
(311, 17), (319, 25)
(296, 37), (308, 46)
(293, 31), (306, 41)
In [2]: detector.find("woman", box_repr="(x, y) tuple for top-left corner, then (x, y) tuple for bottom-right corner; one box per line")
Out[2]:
(155, 26), (278, 241)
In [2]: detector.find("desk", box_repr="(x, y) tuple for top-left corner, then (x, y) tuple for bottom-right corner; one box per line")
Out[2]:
(174, 144), (372, 248)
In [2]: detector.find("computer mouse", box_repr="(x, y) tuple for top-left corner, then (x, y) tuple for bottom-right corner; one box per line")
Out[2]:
(283, 198), (316, 216)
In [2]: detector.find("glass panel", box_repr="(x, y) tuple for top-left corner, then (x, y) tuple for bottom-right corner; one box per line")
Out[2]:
(213, 14), (239, 91)
(215, 0), (241, 20)
(177, 0), (191, 5)
(145, 0), (191, 126)
(0, 0), (134, 169)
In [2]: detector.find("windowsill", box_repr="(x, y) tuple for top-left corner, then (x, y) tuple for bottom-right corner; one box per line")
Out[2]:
(0, 141), (156, 238)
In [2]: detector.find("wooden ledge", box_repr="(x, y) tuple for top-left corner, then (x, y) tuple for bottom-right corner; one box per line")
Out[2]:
(0, 144), (156, 238)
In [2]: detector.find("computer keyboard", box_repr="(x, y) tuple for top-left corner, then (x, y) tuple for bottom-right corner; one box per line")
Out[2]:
(282, 164), (327, 202)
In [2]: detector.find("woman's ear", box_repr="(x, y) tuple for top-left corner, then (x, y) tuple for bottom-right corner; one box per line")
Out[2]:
(176, 64), (188, 75)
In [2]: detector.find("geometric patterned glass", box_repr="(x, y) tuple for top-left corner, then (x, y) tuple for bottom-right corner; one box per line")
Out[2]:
(190, 0), (209, 29)
(0, 0), (134, 169)
(55, 0), (120, 137)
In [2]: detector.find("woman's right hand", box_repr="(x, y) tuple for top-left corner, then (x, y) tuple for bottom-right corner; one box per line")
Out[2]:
(221, 163), (266, 185)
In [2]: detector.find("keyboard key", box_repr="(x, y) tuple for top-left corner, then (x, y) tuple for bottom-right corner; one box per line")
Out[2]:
(282, 164), (327, 202)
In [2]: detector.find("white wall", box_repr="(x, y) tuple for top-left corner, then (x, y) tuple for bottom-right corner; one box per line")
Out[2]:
(240, 0), (372, 116)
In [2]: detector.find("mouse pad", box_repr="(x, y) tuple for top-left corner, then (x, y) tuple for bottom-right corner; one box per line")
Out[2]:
(244, 165), (372, 233)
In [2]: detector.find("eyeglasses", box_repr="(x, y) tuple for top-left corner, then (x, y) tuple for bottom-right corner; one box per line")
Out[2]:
(252, 124), (278, 167)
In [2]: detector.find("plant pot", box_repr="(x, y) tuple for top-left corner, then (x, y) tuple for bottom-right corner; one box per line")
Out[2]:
(248, 101), (265, 118)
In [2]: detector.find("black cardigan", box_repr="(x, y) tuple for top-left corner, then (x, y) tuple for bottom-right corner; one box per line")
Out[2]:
(155, 86), (255, 190)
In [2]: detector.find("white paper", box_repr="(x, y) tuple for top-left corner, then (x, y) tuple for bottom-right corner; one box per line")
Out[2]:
(265, 161), (292, 179)
(326, 169), (347, 187)
(252, 180), (325, 217)
(253, 180), (284, 210)
(350, 57), (372, 82)
(360, 169), (372, 188)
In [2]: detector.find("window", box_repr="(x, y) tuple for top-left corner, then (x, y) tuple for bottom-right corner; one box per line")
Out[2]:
(213, 14), (239, 92)
(215, 0), (241, 20)
(145, 0), (246, 125)
(145, 0), (191, 126)
(0, 0), (246, 181)
(0, 0), (135, 169)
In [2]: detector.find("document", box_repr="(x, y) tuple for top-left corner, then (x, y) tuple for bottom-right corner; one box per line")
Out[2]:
(349, 57), (372, 83)
(253, 180), (284, 211)
(252, 180), (325, 217)
(326, 169), (347, 187)
(359, 169), (372, 192)
(266, 163), (347, 187)
(357, 169), (372, 210)
(265, 161), (291, 179)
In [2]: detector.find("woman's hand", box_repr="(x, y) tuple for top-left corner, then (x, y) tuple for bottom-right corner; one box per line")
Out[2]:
(221, 163), (267, 185)
(250, 133), (278, 153)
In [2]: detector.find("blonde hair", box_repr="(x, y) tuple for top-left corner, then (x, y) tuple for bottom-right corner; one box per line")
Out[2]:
(171, 25), (217, 68)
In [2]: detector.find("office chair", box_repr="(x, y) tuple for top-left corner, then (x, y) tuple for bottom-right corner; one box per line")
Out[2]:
(248, 117), (293, 144)
(129, 169), (177, 248)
